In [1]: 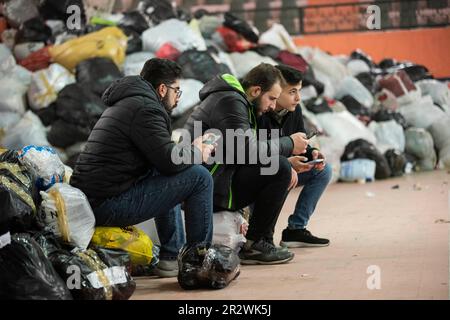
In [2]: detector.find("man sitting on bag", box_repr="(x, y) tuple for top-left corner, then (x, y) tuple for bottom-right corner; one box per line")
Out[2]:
(258, 64), (332, 248)
(184, 63), (309, 265)
(70, 58), (215, 278)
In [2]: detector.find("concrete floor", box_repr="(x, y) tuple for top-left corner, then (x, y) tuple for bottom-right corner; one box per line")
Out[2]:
(131, 170), (449, 300)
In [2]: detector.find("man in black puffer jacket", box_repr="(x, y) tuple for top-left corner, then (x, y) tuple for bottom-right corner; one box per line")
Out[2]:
(184, 63), (309, 265)
(70, 58), (215, 278)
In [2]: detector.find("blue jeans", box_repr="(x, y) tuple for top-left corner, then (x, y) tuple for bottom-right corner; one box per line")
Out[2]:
(288, 163), (332, 230)
(93, 165), (214, 260)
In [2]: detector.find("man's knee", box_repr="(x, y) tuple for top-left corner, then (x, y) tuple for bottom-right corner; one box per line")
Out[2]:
(319, 163), (333, 183)
(188, 164), (213, 188)
(276, 156), (292, 182)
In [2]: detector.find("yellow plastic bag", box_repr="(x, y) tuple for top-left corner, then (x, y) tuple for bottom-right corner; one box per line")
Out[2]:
(91, 226), (153, 266)
(49, 27), (127, 71)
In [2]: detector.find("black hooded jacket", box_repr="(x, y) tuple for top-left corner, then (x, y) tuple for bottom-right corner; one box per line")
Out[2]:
(184, 74), (294, 210)
(70, 75), (194, 208)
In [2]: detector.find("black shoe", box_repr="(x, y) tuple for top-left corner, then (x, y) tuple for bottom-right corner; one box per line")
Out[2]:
(239, 238), (294, 265)
(280, 228), (330, 248)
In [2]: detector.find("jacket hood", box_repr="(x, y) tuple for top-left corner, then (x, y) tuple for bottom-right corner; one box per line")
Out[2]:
(199, 74), (247, 101)
(102, 75), (159, 106)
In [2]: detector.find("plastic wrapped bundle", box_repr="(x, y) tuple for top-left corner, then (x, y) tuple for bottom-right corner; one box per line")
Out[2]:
(39, 183), (96, 249)
(404, 128), (437, 171)
(428, 117), (450, 169)
(0, 233), (72, 300)
(18, 145), (65, 190)
(334, 76), (374, 109)
(416, 79), (450, 113)
(178, 243), (240, 290)
(27, 63), (75, 111)
(368, 120), (405, 154)
(398, 95), (445, 129)
(212, 211), (247, 252)
(340, 159), (376, 182)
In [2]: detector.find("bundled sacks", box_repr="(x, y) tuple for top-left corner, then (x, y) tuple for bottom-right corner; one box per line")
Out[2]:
(398, 95), (446, 129)
(49, 27), (127, 71)
(404, 128), (437, 171)
(0, 150), (36, 234)
(75, 57), (122, 97)
(368, 120), (405, 154)
(91, 226), (154, 269)
(259, 23), (297, 53)
(0, 112), (21, 133)
(212, 211), (248, 252)
(142, 19), (206, 53)
(18, 145), (65, 190)
(428, 117), (450, 169)
(39, 183), (96, 249)
(229, 51), (277, 79)
(334, 76), (374, 109)
(374, 88), (399, 111)
(371, 109), (408, 130)
(223, 12), (259, 43)
(416, 79), (450, 113)
(378, 70), (421, 106)
(341, 139), (391, 179)
(177, 49), (231, 83)
(0, 233), (72, 300)
(2, 111), (50, 150)
(340, 159), (376, 182)
(178, 243), (240, 290)
(27, 63), (75, 111)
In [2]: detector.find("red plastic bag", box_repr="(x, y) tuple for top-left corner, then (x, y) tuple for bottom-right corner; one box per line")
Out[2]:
(277, 50), (308, 73)
(18, 46), (52, 72)
(155, 42), (181, 61)
(0, 18), (7, 39)
(216, 26), (254, 53)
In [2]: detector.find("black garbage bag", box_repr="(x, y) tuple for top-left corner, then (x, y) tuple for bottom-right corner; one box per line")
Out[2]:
(119, 27), (143, 54)
(350, 49), (375, 68)
(119, 11), (149, 34)
(401, 64), (433, 82)
(177, 49), (231, 84)
(128, 244), (160, 277)
(35, 232), (135, 300)
(250, 44), (281, 60)
(302, 67), (325, 96)
(384, 149), (407, 177)
(35, 102), (58, 126)
(76, 58), (123, 97)
(16, 17), (52, 44)
(372, 110), (409, 130)
(355, 72), (376, 94)
(0, 150), (37, 234)
(224, 12), (259, 43)
(138, 0), (176, 25)
(339, 95), (371, 117)
(178, 243), (240, 290)
(341, 139), (391, 179)
(0, 233), (72, 300)
(378, 58), (397, 70)
(39, 0), (87, 32)
(55, 83), (106, 128)
(48, 119), (91, 148)
(304, 97), (332, 114)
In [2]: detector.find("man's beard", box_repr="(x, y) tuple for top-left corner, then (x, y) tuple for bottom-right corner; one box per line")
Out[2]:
(162, 94), (177, 114)
(253, 96), (264, 116)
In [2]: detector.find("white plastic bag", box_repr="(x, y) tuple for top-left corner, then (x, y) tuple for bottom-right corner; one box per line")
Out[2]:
(171, 79), (203, 117)
(398, 95), (446, 129)
(317, 135), (343, 184)
(27, 63), (75, 111)
(123, 51), (155, 76)
(315, 110), (377, 150)
(334, 76), (374, 109)
(259, 23), (296, 53)
(416, 79), (450, 114)
(346, 59), (370, 76)
(1, 111), (50, 149)
(405, 127), (437, 171)
(309, 48), (349, 93)
(0, 77), (29, 114)
(212, 211), (247, 252)
(428, 117), (450, 169)
(229, 51), (277, 79)
(340, 159), (376, 182)
(0, 43), (32, 85)
(368, 120), (405, 153)
(39, 183), (96, 249)
(142, 19), (206, 53)
(0, 111), (21, 131)
(18, 145), (65, 190)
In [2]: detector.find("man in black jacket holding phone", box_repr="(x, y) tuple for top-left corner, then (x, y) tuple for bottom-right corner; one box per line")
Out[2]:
(258, 64), (332, 248)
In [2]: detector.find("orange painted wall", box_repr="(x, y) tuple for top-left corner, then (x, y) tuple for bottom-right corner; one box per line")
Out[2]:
(293, 27), (450, 78)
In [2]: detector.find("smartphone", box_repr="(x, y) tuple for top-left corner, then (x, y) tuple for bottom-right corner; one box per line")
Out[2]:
(306, 159), (324, 165)
(203, 134), (221, 145)
(306, 131), (318, 139)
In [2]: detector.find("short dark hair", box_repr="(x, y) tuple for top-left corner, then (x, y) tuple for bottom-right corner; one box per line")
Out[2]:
(140, 58), (182, 89)
(241, 63), (285, 92)
(275, 64), (303, 85)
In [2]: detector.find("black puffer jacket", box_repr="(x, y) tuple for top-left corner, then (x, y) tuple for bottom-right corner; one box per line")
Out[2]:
(70, 76), (194, 208)
(184, 74), (294, 210)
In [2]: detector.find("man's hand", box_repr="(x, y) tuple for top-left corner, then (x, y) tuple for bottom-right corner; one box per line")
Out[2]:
(311, 149), (326, 171)
(288, 168), (298, 191)
(192, 134), (216, 163)
(288, 156), (314, 173)
(290, 132), (309, 155)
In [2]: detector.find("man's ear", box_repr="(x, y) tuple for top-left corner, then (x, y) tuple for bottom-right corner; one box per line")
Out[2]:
(157, 83), (167, 98)
(249, 86), (261, 98)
